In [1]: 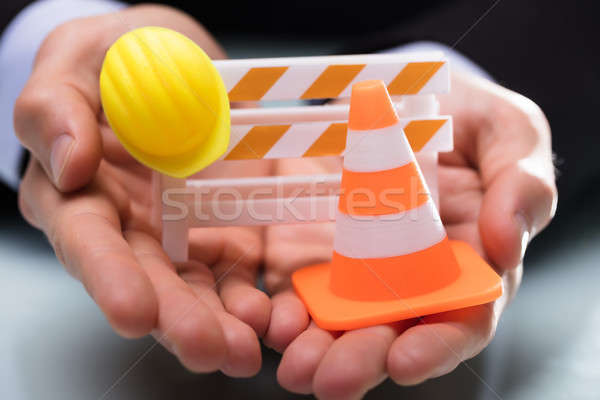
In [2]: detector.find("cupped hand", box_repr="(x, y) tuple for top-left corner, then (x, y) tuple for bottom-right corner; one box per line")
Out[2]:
(16, 6), (271, 377)
(262, 71), (557, 399)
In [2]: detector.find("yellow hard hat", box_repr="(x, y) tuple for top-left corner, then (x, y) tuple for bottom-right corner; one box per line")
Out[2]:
(99, 26), (230, 177)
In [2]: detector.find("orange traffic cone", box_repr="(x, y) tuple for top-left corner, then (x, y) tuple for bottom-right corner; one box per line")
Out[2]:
(292, 80), (502, 331)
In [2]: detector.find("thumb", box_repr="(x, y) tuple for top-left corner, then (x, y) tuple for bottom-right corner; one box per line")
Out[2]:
(13, 18), (111, 192)
(479, 163), (557, 271)
(14, 80), (102, 191)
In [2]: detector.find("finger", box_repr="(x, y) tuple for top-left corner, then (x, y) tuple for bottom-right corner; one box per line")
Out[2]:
(218, 272), (271, 337)
(277, 322), (337, 394)
(216, 312), (262, 377)
(167, 232), (263, 377)
(479, 162), (557, 270)
(443, 79), (557, 270)
(14, 81), (103, 192)
(124, 230), (228, 373)
(387, 305), (496, 386)
(18, 160), (39, 229)
(312, 325), (403, 400)
(437, 164), (482, 226)
(263, 289), (310, 352)
(476, 96), (557, 270)
(20, 161), (157, 338)
(188, 227), (271, 337)
(14, 22), (109, 191)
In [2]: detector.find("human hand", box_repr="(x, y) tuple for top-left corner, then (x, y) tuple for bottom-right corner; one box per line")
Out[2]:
(262, 71), (557, 398)
(16, 6), (272, 377)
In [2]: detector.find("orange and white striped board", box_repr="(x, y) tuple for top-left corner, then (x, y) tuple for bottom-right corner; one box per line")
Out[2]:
(222, 116), (452, 161)
(214, 52), (449, 102)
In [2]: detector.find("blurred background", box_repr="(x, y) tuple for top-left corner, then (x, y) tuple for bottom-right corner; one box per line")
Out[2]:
(1, 0), (600, 398)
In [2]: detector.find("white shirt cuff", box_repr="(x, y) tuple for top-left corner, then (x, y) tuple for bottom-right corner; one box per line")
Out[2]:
(383, 40), (494, 81)
(0, 0), (125, 188)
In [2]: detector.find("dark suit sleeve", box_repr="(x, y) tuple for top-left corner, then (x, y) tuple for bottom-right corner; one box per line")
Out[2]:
(0, 1), (36, 35)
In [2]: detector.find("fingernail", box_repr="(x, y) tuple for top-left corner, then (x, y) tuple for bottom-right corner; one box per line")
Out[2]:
(515, 212), (530, 261)
(50, 134), (74, 184)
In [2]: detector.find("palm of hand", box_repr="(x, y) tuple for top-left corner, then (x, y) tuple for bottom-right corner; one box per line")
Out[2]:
(46, 118), (274, 377)
(101, 113), (509, 393)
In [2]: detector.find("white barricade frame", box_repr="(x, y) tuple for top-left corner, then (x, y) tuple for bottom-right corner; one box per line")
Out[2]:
(154, 53), (452, 261)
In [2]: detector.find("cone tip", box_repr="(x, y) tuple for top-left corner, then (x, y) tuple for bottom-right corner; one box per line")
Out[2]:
(348, 80), (399, 131)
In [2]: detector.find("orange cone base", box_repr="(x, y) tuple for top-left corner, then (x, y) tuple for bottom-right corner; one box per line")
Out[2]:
(292, 240), (503, 331)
